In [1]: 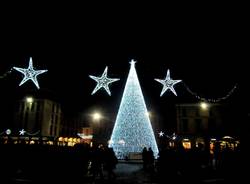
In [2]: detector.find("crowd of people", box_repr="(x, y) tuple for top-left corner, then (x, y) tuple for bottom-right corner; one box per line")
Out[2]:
(143, 142), (241, 183)
(88, 144), (118, 181)
(0, 142), (119, 183)
(0, 140), (241, 183)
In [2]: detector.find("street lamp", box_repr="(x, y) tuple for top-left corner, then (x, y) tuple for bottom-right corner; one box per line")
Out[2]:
(92, 112), (102, 121)
(200, 102), (208, 110)
(145, 111), (151, 118)
(25, 96), (34, 111)
(92, 111), (103, 144)
(26, 96), (33, 104)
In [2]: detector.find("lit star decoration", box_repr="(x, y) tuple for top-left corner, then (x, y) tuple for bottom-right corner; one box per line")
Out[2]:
(13, 57), (48, 89)
(6, 129), (11, 135)
(159, 131), (164, 137)
(89, 66), (120, 96)
(155, 69), (182, 96)
(19, 129), (26, 136)
(172, 132), (177, 140)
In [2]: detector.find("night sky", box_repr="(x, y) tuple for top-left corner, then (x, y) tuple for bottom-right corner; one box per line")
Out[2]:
(0, 5), (247, 134)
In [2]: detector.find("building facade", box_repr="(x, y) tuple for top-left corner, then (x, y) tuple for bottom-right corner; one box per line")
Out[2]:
(13, 97), (62, 137)
(176, 103), (223, 136)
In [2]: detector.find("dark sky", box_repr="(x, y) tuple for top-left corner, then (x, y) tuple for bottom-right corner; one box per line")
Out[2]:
(0, 5), (247, 132)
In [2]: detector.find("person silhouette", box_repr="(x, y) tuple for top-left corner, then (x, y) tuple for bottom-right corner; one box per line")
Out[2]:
(104, 147), (118, 180)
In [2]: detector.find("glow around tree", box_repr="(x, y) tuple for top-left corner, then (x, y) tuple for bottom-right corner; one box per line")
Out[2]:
(13, 57), (48, 89)
(109, 60), (159, 159)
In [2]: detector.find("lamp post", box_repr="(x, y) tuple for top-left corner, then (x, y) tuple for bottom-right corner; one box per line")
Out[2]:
(199, 102), (211, 150)
(26, 96), (34, 111)
(92, 112), (102, 144)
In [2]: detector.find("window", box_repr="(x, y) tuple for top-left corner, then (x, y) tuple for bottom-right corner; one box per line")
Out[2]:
(31, 102), (35, 112)
(50, 125), (53, 136)
(52, 103), (55, 113)
(24, 112), (29, 129)
(20, 102), (24, 113)
(182, 109), (187, 117)
(35, 112), (40, 130)
(182, 119), (188, 132)
(195, 109), (200, 116)
(54, 126), (57, 135)
(195, 119), (202, 132)
(36, 101), (40, 112)
(182, 141), (191, 149)
(19, 112), (24, 124)
(55, 115), (58, 125)
(51, 114), (54, 125)
(208, 119), (216, 132)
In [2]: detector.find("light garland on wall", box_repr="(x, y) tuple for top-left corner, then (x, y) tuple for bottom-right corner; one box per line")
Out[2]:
(182, 81), (238, 102)
(0, 129), (40, 136)
(24, 130), (40, 136)
(0, 129), (12, 135)
(158, 131), (177, 140)
(0, 68), (13, 79)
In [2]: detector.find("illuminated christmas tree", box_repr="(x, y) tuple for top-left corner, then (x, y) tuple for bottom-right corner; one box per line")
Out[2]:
(109, 60), (159, 159)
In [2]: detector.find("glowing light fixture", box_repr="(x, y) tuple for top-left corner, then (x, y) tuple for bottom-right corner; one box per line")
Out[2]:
(155, 69), (181, 96)
(13, 57), (48, 89)
(109, 60), (159, 158)
(89, 66), (119, 96)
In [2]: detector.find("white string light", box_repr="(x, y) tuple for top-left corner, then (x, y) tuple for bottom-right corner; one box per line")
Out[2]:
(25, 130), (40, 136)
(0, 129), (40, 136)
(0, 68), (13, 79)
(109, 60), (159, 159)
(182, 81), (237, 102)
(158, 131), (177, 140)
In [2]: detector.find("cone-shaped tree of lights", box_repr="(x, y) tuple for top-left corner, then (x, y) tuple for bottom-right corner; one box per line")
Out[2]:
(109, 60), (159, 159)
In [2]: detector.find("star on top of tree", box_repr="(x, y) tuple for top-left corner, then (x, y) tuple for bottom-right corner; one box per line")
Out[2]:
(155, 69), (182, 96)
(13, 57), (48, 89)
(89, 66), (120, 96)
